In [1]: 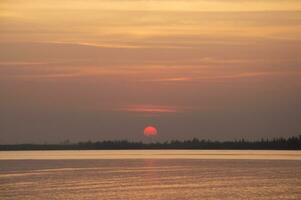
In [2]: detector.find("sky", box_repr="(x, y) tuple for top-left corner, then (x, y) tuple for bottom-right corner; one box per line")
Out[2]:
(0, 0), (301, 144)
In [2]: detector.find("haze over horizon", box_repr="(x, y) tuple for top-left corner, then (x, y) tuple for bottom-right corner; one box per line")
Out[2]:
(0, 0), (301, 144)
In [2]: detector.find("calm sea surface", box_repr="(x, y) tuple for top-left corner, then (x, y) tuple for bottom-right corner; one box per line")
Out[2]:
(0, 150), (300, 200)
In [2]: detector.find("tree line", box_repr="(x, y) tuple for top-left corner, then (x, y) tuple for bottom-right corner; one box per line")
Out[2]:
(0, 135), (300, 150)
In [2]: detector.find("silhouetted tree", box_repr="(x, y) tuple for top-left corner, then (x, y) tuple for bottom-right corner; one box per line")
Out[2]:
(1, 135), (300, 150)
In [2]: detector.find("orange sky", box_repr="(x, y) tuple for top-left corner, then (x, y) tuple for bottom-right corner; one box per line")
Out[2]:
(0, 0), (300, 143)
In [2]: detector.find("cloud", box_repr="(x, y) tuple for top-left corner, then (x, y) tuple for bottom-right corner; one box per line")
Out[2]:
(139, 72), (280, 83)
(114, 104), (180, 114)
(0, 61), (51, 66)
(141, 77), (193, 82)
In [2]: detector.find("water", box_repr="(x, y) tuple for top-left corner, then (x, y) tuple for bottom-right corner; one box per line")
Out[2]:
(0, 150), (300, 200)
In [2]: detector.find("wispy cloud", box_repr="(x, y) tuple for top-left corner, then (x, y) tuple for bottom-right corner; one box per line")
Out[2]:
(141, 72), (280, 83)
(46, 41), (141, 49)
(199, 72), (272, 80)
(0, 61), (52, 66)
(115, 104), (180, 114)
(142, 77), (193, 82)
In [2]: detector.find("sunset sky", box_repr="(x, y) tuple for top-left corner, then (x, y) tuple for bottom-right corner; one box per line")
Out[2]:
(0, 0), (301, 143)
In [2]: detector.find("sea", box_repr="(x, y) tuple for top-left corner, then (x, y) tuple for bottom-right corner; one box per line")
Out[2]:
(0, 150), (300, 200)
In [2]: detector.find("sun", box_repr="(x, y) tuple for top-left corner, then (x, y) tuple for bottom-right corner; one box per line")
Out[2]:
(143, 126), (158, 137)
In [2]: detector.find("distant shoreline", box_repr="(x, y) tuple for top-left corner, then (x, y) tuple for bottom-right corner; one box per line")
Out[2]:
(1, 136), (300, 151)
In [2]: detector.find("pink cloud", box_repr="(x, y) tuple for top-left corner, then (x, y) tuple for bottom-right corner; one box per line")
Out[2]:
(116, 104), (179, 114)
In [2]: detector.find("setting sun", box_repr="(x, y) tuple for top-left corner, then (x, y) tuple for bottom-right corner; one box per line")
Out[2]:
(143, 126), (158, 137)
